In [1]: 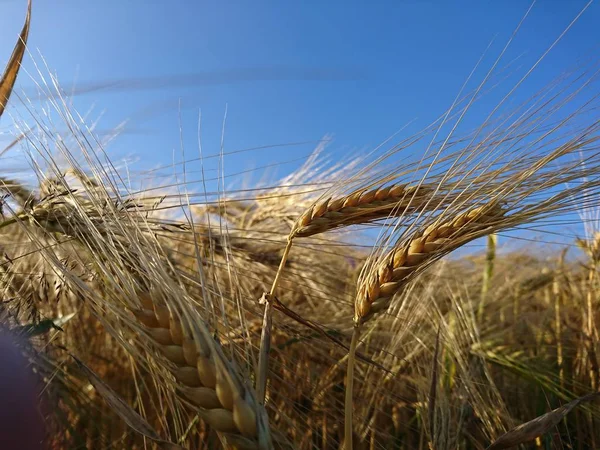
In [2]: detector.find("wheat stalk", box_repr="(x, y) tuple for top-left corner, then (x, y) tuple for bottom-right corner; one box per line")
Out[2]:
(133, 291), (273, 450)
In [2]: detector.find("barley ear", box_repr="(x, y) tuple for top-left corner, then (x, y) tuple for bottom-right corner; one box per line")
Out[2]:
(133, 291), (274, 449)
(355, 202), (504, 324)
(290, 183), (431, 238)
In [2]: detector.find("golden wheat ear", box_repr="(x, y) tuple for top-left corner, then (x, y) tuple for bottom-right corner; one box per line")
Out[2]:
(290, 183), (433, 238)
(0, 0), (31, 119)
(355, 202), (505, 325)
(133, 291), (274, 450)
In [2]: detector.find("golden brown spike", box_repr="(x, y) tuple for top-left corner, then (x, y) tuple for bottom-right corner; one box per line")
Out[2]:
(355, 203), (504, 324)
(291, 183), (432, 238)
(132, 291), (272, 448)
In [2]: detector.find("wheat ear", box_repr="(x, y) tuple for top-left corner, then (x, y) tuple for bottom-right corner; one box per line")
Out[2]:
(133, 292), (273, 450)
(290, 183), (431, 238)
(344, 202), (503, 449)
(355, 202), (504, 324)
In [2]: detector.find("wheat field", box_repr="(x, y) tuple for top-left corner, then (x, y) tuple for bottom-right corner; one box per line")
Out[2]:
(4, 2), (600, 449)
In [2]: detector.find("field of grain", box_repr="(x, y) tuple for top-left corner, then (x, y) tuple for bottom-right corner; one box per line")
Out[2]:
(4, 2), (600, 449)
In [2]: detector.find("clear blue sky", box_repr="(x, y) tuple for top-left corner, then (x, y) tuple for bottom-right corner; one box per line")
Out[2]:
(1, 0), (599, 220)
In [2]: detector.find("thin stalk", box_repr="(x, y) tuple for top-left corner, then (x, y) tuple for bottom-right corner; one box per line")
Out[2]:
(269, 238), (294, 299)
(586, 260), (598, 390)
(256, 237), (294, 404)
(344, 325), (361, 450)
(478, 233), (497, 321)
(256, 298), (272, 404)
(554, 249), (566, 390)
(0, 216), (21, 231)
(586, 255), (598, 450)
(428, 327), (441, 447)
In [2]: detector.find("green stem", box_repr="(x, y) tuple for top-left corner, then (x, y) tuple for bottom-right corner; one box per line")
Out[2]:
(0, 215), (22, 231)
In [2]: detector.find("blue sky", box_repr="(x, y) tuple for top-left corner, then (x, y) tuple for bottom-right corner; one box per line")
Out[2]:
(1, 1), (599, 248)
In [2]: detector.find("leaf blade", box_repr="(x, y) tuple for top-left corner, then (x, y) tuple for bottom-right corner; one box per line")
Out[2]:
(487, 392), (600, 450)
(0, 0), (31, 118)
